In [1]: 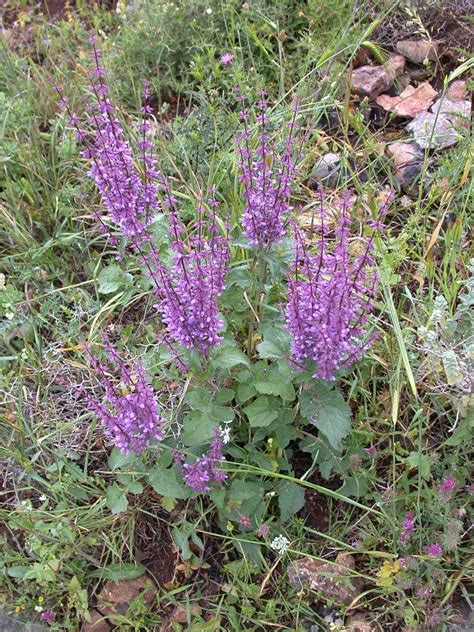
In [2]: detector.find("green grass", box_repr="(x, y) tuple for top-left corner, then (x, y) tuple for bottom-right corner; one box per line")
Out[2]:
(1, 0), (473, 630)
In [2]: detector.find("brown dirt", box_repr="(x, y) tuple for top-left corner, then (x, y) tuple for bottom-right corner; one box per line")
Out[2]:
(133, 512), (178, 587)
(370, 0), (473, 54)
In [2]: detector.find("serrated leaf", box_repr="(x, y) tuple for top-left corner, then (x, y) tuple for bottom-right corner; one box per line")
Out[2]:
(244, 396), (280, 428)
(236, 383), (257, 403)
(278, 481), (305, 522)
(338, 475), (368, 498)
(149, 468), (191, 499)
(215, 388), (235, 404)
(299, 384), (351, 450)
(211, 343), (250, 369)
(105, 484), (128, 514)
(229, 479), (263, 501)
(256, 322), (291, 359)
(406, 452), (432, 481)
(97, 264), (132, 294)
(108, 447), (137, 471)
(182, 411), (218, 446)
(254, 363), (295, 401)
(160, 496), (177, 512)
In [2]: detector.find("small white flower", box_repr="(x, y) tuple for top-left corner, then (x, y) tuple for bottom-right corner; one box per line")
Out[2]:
(219, 425), (231, 445)
(270, 534), (290, 555)
(205, 7), (212, 14)
(6, 311), (14, 320)
(39, 494), (47, 501)
(34, 606), (43, 613)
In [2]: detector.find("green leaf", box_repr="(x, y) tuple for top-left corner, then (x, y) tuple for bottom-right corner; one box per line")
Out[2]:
(105, 484), (128, 514)
(88, 563), (146, 581)
(182, 411), (218, 446)
(186, 387), (212, 411)
(236, 382), (257, 403)
(116, 474), (144, 495)
(148, 468), (191, 499)
(229, 479), (263, 501)
(299, 384), (351, 450)
(338, 475), (368, 498)
(215, 388), (235, 404)
(108, 448), (137, 471)
(244, 396), (280, 428)
(97, 264), (133, 294)
(160, 496), (177, 512)
(211, 342), (250, 370)
(7, 565), (30, 579)
(406, 452), (432, 481)
(256, 321), (291, 359)
(254, 363), (295, 401)
(278, 481), (305, 522)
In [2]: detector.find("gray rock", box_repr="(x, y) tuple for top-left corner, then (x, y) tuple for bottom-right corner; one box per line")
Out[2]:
(0, 612), (47, 631)
(288, 554), (362, 606)
(351, 65), (392, 99)
(308, 153), (342, 189)
(407, 112), (459, 149)
(431, 97), (471, 128)
(396, 39), (439, 64)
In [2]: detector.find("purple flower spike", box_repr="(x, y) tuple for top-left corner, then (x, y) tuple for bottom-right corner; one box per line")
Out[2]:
(148, 187), (229, 356)
(285, 190), (388, 381)
(85, 342), (165, 453)
(181, 428), (227, 493)
(236, 93), (300, 248)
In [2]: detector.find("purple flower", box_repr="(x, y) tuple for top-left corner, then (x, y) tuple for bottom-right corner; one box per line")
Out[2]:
(424, 543), (443, 557)
(416, 586), (433, 600)
(285, 190), (388, 381)
(257, 524), (271, 538)
(239, 514), (252, 529)
(399, 512), (416, 543)
(437, 474), (456, 501)
(42, 611), (54, 623)
(75, 42), (159, 243)
(181, 428), (227, 493)
(147, 188), (229, 356)
(85, 341), (165, 453)
(182, 457), (212, 492)
(364, 445), (377, 458)
(220, 52), (234, 65)
(236, 92), (299, 248)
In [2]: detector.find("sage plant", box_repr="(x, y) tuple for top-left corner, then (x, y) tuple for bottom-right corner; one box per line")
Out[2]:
(55, 38), (229, 357)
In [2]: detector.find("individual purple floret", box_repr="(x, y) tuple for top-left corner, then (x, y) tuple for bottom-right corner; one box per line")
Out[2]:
(182, 428), (227, 492)
(85, 341), (165, 453)
(146, 187), (229, 356)
(285, 190), (389, 381)
(236, 91), (299, 248)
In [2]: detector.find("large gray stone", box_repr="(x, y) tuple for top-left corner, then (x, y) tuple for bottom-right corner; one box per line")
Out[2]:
(308, 153), (343, 189)
(407, 112), (459, 149)
(396, 39), (439, 64)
